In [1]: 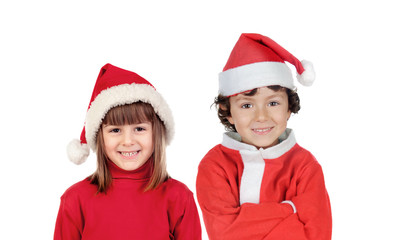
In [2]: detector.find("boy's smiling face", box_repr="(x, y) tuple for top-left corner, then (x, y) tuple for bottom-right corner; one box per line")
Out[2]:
(227, 87), (291, 149)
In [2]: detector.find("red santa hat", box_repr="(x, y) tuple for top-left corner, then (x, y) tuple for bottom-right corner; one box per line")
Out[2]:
(219, 33), (315, 97)
(67, 63), (175, 165)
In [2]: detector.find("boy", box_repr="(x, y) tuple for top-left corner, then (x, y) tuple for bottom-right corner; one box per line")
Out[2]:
(196, 33), (332, 240)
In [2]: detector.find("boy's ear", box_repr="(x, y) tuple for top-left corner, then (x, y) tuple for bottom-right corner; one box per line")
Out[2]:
(219, 104), (235, 124)
(287, 110), (292, 121)
(226, 115), (235, 125)
(219, 104), (227, 111)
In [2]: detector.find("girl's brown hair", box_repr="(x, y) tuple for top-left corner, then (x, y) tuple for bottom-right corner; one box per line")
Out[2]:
(90, 102), (169, 193)
(214, 85), (301, 132)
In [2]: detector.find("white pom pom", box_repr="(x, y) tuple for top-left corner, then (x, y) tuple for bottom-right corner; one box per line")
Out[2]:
(296, 60), (315, 86)
(67, 139), (90, 165)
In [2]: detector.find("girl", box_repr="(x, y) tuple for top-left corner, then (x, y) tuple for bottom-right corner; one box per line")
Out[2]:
(54, 63), (201, 240)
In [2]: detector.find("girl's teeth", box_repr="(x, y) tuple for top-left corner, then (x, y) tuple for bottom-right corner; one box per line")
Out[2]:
(121, 152), (138, 157)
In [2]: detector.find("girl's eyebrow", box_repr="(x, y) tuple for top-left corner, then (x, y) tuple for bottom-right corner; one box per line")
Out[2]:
(103, 122), (151, 127)
(102, 124), (121, 128)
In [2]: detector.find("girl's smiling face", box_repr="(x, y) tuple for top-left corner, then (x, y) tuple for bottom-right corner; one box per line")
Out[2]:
(227, 87), (291, 149)
(102, 122), (154, 171)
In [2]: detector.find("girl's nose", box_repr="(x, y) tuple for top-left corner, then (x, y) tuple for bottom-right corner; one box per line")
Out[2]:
(122, 133), (135, 146)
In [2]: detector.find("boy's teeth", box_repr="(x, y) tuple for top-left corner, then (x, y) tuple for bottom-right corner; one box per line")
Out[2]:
(255, 128), (271, 132)
(121, 151), (138, 157)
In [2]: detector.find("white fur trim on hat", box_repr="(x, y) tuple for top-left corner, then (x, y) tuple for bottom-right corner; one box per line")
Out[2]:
(67, 139), (90, 165)
(296, 60), (315, 86)
(219, 62), (295, 96)
(85, 83), (175, 152)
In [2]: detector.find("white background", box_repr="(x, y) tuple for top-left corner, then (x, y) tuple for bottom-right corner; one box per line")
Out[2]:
(1, 0), (395, 239)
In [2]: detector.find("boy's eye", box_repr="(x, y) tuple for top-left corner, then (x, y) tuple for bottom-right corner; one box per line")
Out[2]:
(241, 104), (252, 109)
(268, 101), (279, 107)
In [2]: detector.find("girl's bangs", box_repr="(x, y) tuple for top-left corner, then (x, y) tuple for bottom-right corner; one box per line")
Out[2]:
(103, 102), (155, 126)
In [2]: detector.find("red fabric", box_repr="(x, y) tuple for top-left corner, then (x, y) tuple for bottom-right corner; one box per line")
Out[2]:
(54, 160), (201, 240)
(223, 33), (305, 75)
(196, 144), (331, 240)
(90, 64), (154, 108)
(80, 64), (154, 145)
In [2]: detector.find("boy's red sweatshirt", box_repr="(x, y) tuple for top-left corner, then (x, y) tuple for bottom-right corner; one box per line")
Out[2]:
(196, 129), (331, 240)
(54, 159), (201, 240)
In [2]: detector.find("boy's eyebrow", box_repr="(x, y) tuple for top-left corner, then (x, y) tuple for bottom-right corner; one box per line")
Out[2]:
(265, 93), (284, 99)
(234, 95), (254, 101)
(233, 93), (286, 104)
(238, 92), (284, 99)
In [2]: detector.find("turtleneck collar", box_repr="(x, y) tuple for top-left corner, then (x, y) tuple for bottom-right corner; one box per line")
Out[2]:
(107, 158), (153, 180)
(222, 128), (296, 159)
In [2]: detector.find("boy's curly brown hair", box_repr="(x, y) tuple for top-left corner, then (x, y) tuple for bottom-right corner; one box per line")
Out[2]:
(214, 85), (301, 132)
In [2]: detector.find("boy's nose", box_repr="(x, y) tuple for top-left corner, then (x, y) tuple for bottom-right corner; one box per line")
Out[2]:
(256, 107), (269, 122)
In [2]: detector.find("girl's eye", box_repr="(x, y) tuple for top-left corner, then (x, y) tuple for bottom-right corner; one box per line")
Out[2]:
(135, 127), (145, 132)
(110, 128), (121, 133)
(242, 104), (252, 109)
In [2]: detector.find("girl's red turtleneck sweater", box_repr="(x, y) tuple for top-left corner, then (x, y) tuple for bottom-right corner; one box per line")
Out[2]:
(54, 159), (201, 240)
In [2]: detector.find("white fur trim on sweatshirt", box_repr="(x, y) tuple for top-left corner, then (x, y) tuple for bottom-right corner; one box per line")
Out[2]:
(222, 129), (297, 205)
(85, 83), (174, 151)
(239, 149), (266, 204)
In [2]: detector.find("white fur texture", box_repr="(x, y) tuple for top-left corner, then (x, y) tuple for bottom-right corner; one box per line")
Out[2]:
(222, 129), (297, 205)
(296, 60), (315, 86)
(239, 149), (265, 205)
(67, 139), (90, 164)
(84, 83), (175, 151)
(219, 62), (295, 96)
